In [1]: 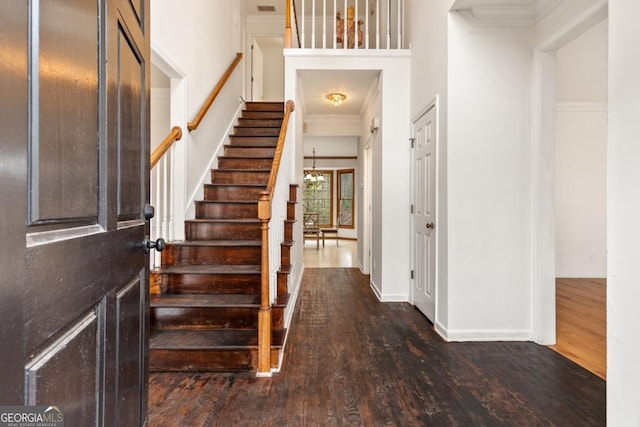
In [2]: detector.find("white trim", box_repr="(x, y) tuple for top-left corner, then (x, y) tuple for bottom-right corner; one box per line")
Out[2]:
(444, 329), (532, 342)
(369, 279), (382, 301)
(530, 6), (608, 345)
(434, 320), (448, 341)
(378, 293), (409, 302)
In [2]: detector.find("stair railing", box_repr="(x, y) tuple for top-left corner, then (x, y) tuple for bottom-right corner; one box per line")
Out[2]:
(187, 52), (243, 132)
(150, 126), (183, 269)
(150, 53), (244, 269)
(257, 100), (295, 375)
(285, 0), (404, 49)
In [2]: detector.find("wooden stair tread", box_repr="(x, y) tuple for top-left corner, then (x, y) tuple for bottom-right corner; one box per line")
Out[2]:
(168, 240), (261, 247)
(186, 218), (261, 224)
(150, 329), (285, 349)
(151, 293), (260, 307)
(215, 167), (271, 172)
(197, 200), (258, 204)
(155, 264), (261, 275)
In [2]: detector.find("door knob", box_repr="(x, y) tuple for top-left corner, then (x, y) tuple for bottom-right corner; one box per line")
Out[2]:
(143, 236), (166, 254)
(425, 222), (434, 229)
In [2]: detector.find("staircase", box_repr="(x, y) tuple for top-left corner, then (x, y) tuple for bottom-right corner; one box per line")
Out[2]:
(149, 102), (296, 372)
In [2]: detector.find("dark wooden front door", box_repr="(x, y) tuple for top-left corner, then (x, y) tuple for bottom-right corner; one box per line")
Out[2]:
(0, 0), (151, 424)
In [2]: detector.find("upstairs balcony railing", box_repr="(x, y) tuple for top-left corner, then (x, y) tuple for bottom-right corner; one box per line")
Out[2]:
(286, 0), (405, 50)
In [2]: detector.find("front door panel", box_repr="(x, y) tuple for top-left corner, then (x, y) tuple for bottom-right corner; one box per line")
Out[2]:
(0, 0), (151, 424)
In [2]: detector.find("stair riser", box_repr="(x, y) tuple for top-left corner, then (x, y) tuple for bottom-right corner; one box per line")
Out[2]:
(150, 306), (285, 331)
(218, 158), (273, 170)
(196, 202), (258, 219)
(185, 222), (261, 240)
(151, 307), (258, 330)
(232, 127), (280, 137)
(149, 348), (280, 372)
(245, 102), (284, 112)
(211, 170), (270, 185)
(242, 110), (284, 119)
(149, 349), (255, 372)
(224, 146), (276, 157)
(228, 136), (278, 146)
(160, 274), (260, 295)
(162, 245), (261, 266)
(204, 185), (265, 201)
(237, 118), (283, 127)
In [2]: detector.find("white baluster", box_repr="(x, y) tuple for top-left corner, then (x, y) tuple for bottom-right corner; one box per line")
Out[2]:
(302, 0), (306, 48)
(333, 0), (337, 48)
(323, 0), (327, 48)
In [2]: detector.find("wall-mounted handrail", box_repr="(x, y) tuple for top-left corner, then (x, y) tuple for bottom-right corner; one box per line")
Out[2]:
(257, 100), (295, 375)
(187, 52), (243, 132)
(150, 126), (183, 169)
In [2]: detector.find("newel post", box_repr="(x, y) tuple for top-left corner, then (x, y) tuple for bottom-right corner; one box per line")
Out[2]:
(257, 192), (272, 375)
(285, 0), (292, 48)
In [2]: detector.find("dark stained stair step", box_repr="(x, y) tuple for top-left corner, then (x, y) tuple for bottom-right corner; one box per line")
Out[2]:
(151, 294), (261, 330)
(155, 264), (261, 295)
(186, 218), (261, 240)
(228, 135), (279, 146)
(237, 118), (283, 127)
(224, 145), (276, 157)
(210, 169), (270, 185)
(241, 110), (284, 119)
(162, 240), (261, 266)
(232, 126), (281, 137)
(149, 329), (285, 372)
(218, 156), (274, 170)
(203, 184), (266, 201)
(245, 102), (285, 112)
(195, 200), (258, 219)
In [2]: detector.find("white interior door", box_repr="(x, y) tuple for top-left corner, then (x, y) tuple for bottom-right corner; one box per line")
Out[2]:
(251, 39), (264, 101)
(412, 106), (437, 321)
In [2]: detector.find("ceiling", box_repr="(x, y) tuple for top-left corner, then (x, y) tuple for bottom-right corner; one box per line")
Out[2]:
(298, 70), (380, 115)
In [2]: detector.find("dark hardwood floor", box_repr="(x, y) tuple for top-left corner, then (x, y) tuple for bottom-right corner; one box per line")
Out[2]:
(148, 268), (605, 426)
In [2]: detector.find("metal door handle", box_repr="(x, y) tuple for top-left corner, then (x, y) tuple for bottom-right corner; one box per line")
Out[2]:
(142, 236), (166, 254)
(425, 222), (434, 229)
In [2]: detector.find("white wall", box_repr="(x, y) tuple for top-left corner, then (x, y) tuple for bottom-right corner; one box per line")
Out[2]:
(608, 0), (640, 423)
(258, 39), (285, 101)
(151, 0), (245, 217)
(446, 14), (533, 339)
(404, 0), (451, 333)
(554, 19), (607, 278)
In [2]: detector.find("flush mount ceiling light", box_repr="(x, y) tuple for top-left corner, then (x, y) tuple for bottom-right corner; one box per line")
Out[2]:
(326, 92), (346, 106)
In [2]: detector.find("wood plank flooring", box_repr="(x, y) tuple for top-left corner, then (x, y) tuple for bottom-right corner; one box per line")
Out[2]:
(148, 268), (605, 426)
(550, 278), (606, 379)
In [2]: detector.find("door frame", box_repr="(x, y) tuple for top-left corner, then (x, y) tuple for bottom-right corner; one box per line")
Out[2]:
(150, 44), (188, 249)
(410, 98), (439, 323)
(530, 4), (608, 344)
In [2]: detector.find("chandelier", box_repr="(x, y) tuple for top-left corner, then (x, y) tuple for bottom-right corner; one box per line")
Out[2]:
(304, 148), (325, 182)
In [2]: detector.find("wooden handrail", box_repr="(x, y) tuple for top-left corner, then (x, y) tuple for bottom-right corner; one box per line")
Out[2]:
(285, 0), (292, 48)
(187, 52), (243, 132)
(150, 126), (183, 169)
(256, 100), (295, 375)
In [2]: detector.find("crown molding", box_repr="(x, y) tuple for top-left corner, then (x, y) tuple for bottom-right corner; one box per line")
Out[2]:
(451, 0), (565, 29)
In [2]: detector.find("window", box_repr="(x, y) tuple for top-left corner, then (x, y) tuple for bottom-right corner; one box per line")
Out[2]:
(303, 170), (333, 227)
(338, 169), (354, 228)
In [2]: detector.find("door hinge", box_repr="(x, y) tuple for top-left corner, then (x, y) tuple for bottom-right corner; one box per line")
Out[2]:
(411, 270), (414, 279)
(410, 204), (414, 214)
(409, 137), (415, 148)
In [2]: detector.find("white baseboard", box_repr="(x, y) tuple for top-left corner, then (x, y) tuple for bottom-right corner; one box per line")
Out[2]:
(443, 328), (532, 342)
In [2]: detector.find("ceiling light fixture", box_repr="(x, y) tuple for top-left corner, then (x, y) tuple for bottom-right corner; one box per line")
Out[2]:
(326, 92), (346, 106)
